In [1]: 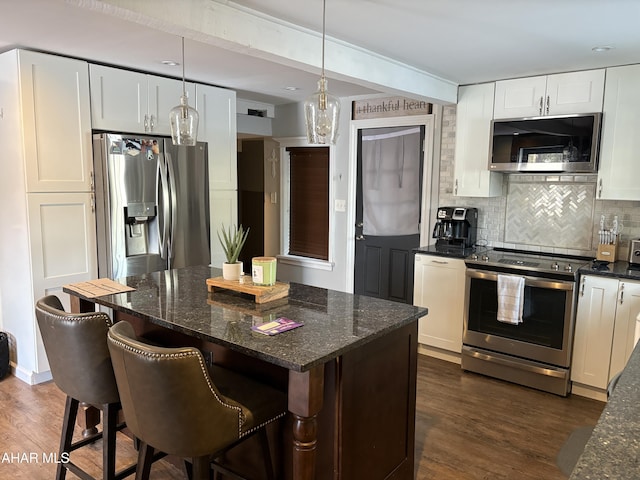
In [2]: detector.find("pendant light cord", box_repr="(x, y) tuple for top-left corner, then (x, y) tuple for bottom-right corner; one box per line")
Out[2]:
(181, 36), (186, 96)
(321, 0), (326, 77)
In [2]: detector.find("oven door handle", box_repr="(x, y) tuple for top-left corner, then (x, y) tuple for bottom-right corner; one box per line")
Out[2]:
(465, 268), (574, 291)
(462, 346), (568, 379)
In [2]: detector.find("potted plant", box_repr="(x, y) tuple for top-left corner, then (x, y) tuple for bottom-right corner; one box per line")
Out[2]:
(217, 223), (250, 281)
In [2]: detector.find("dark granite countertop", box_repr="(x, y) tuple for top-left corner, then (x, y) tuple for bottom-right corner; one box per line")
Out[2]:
(578, 260), (640, 281)
(66, 265), (426, 372)
(414, 244), (487, 259)
(569, 341), (640, 479)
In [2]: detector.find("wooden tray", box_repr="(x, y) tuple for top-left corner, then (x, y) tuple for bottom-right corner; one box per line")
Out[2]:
(206, 276), (289, 304)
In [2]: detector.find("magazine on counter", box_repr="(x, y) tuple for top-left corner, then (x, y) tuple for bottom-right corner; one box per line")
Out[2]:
(251, 317), (303, 336)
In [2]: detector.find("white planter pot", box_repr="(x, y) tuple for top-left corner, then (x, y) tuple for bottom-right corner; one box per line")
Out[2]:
(222, 261), (243, 281)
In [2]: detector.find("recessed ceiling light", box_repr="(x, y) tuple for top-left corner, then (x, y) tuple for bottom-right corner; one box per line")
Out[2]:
(161, 60), (180, 66)
(284, 86), (300, 91)
(592, 45), (614, 53)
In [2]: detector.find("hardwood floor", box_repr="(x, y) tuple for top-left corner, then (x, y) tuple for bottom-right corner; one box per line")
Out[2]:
(0, 354), (604, 479)
(415, 356), (604, 480)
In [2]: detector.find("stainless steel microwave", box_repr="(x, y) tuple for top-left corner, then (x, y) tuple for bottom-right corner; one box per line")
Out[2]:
(489, 112), (602, 173)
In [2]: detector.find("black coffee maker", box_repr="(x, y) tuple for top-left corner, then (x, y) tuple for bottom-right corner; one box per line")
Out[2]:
(432, 207), (478, 248)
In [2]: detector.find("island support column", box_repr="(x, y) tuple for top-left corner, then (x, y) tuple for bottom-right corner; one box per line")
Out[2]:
(288, 365), (325, 480)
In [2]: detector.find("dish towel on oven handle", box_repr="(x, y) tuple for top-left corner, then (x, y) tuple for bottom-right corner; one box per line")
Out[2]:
(497, 274), (525, 324)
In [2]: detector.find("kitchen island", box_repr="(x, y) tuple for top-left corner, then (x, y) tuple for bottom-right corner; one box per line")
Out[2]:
(65, 265), (426, 480)
(569, 339), (640, 479)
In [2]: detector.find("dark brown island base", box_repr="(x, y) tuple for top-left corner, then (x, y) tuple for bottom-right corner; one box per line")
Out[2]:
(65, 265), (426, 480)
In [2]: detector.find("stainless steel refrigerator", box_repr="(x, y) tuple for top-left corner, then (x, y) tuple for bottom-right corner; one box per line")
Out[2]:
(93, 133), (210, 279)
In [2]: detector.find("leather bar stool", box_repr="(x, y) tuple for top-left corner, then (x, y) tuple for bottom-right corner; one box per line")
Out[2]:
(35, 295), (138, 480)
(107, 320), (288, 480)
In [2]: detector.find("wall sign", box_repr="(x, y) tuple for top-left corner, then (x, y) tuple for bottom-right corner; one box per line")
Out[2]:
(352, 96), (432, 120)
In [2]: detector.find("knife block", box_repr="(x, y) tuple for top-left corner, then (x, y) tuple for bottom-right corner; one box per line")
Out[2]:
(597, 244), (618, 262)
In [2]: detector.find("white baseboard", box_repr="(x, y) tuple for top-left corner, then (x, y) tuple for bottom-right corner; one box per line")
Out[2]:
(571, 382), (608, 402)
(418, 344), (461, 364)
(12, 362), (52, 385)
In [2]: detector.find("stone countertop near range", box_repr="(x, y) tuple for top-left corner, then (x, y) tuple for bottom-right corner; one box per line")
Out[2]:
(569, 341), (640, 480)
(414, 244), (488, 259)
(578, 260), (640, 281)
(66, 264), (426, 373)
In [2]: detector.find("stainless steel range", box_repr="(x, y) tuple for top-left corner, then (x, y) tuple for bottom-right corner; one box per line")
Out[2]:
(462, 248), (590, 396)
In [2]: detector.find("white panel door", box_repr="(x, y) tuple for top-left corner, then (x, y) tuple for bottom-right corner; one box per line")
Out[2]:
(414, 255), (465, 352)
(493, 75), (547, 118)
(90, 64), (149, 133)
(196, 84), (238, 190)
(571, 275), (618, 389)
(18, 50), (93, 193)
(609, 281), (640, 380)
(27, 192), (98, 295)
(598, 65), (640, 201)
(148, 76), (196, 136)
(546, 69), (605, 115)
(454, 83), (503, 197)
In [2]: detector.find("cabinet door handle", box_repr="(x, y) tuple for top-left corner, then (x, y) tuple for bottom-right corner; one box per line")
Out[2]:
(431, 260), (449, 265)
(90, 192), (95, 212)
(598, 178), (603, 198)
(546, 95), (550, 115)
(149, 114), (155, 131)
(539, 97), (544, 115)
(580, 277), (585, 296)
(90, 171), (94, 191)
(454, 179), (458, 196)
(144, 114), (149, 132)
(620, 283), (625, 304)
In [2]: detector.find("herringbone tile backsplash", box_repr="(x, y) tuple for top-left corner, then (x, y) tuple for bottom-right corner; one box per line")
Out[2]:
(504, 177), (596, 250)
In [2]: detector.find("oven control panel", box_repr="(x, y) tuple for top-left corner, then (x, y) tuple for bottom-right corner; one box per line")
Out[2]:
(465, 249), (589, 278)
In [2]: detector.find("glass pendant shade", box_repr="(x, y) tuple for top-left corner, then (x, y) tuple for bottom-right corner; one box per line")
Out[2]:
(170, 94), (199, 146)
(304, 76), (340, 145)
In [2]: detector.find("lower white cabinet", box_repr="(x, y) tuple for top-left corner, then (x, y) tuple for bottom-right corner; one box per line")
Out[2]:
(571, 275), (640, 391)
(413, 254), (466, 353)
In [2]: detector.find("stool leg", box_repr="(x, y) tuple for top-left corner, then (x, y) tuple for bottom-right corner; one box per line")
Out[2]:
(135, 442), (154, 480)
(102, 403), (118, 480)
(258, 429), (275, 480)
(192, 456), (210, 480)
(57, 396), (79, 480)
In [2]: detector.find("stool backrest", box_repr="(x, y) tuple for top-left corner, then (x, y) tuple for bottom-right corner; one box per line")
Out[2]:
(107, 321), (245, 457)
(35, 295), (119, 405)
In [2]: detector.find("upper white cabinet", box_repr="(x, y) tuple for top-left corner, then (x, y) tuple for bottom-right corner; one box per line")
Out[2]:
(17, 50), (93, 192)
(454, 83), (503, 197)
(494, 69), (605, 119)
(414, 254), (466, 354)
(196, 83), (237, 191)
(597, 64), (640, 201)
(89, 64), (195, 135)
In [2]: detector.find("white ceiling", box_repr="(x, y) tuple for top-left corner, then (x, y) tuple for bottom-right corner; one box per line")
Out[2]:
(1, 0), (639, 106)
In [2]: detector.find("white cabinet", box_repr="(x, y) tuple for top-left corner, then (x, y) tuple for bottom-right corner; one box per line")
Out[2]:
(597, 65), (640, 201)
(89, 64), (195, 135)
(196, 83), (238, 191)
(413, 254), (466, 354)
(609, 281), (640, 380)
(18, 50), (94, 192)
(0, 49), (97, 384)
(454, 83), (503, 197)
(494, 70), (605, 119)
(572, 275), (640, 391)
(195, 83), (238, 266)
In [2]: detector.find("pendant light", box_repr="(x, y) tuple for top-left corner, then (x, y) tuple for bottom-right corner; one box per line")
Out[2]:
(169, 36), (199, 146)
(304, 0), (340, 145)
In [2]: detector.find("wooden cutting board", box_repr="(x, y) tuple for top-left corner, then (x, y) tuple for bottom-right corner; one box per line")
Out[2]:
(206, 276), (289, 304)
